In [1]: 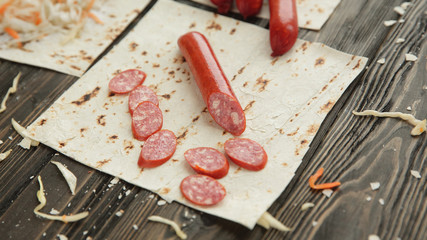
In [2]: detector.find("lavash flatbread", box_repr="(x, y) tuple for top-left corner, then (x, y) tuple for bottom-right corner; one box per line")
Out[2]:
(0, 0), (151, 77)
(191, 0), (341, 30)
(27, 0), (367, 228)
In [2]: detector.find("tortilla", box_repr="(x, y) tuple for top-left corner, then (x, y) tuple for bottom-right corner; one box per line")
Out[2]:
(192, 0), (341, 30)
(27, 0), (367, 228)
(0, 0), (151, 77)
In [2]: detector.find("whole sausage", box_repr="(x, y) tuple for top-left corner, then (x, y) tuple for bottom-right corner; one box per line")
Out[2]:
(178, 31), (246, 136)
(269, 0), (298, 57)
(236, 0), (263, 19)
(108, 69), (146, 94)
(224, 138), (267, 171)
(180, 174), (226, 206)
(210, 0), (233, 14)
(184, 147), (229, 179)
(138, 130), (177, 168)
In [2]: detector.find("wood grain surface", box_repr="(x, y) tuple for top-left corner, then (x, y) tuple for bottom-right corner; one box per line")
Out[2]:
(0, 0), (426, 239)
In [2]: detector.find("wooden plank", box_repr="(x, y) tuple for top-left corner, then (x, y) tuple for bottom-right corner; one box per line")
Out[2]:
(0, 0), (424, 239)
(264, 0), (427, 239)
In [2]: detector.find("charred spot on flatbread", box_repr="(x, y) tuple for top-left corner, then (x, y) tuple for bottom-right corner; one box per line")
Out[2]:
(70, 65), (81, 71)
(244, 100), (255, 112)
(129, 42), (138, 51)
(159, 187), (171, 195)
(97, 115), (106, 126)
(192, 116), (200, 122)
(189, 22), (196, 28)
(230, 28), (236, 35)
(352, 59), (362, 70)
(59, 142), (66, 148)
(329, 74), (339, 83)
(71, 87), (101, 106)
(254, 75), (270, 92)
(206, 20), (222, 31)
(96, 159), (112, 168)
(321, 84), (328, 92)
(152, 63), (160, 68)
(238, 66), (246, 74)
(307, 124), (319, 135)
(295, 139), (309, 156)
(161, 90), (175, 100)
(123, 140), (134, 154)
(177, 129), (189, 144)
(286, 127), (299, 136)
(300, 42), (310, 52)
(315, 57), (325, 66)
(38, 119), (47, 126)
(80, 128), (87, 137)
(319, 100), (335, 113)
(271, 57), (279, 66)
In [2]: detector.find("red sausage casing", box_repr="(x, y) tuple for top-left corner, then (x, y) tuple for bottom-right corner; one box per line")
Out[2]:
(269, 0), (298, 57)
(178, 32), (246, 136)
(236, 0), (263, 19)
(210, 0), (233, 14)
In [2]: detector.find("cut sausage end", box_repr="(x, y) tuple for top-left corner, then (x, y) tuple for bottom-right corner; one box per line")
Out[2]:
(180, 175), (226, 206)
(184, 147), (229, 179)
(224, 138), (267, 171)
(132, 101), (163, 141)
(138, 130), (177, 168)
(208, 92), (246, 136)
(108, 69), (146, 94)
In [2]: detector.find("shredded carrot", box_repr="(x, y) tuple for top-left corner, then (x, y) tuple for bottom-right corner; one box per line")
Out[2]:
(34, 12), (42, 25)
(88, 11), (103, 24)
(86, 0), (96, 11)
(309, 168), (341, 190)
(0, 0), (11, 15)
(4, 27), (22, 48)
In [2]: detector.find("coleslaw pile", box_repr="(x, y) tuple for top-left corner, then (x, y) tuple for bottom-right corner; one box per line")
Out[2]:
(0, 0), (102, 47)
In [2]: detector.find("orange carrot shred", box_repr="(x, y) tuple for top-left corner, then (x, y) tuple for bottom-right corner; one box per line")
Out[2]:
(86, 0), (96, 11)
(34, 12), (42, 25)
(4, 27), (23, 48)
(309, 168), (341, 190)
(88, 11), (103, 24)
(0, 0), (11, 14)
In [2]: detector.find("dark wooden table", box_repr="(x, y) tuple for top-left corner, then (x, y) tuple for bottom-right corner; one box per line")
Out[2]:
(0, 0), (425, 239)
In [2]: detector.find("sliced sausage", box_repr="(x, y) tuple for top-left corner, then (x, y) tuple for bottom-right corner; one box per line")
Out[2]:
(180, 174), (226, 206)
(128, 85), (159, 115)
(224, 138), (267, 171)
(178, 31), (246, 136)
(210, 0), (233, 14)
(138, 130), (177, 168)
(236, 0), (263, 19)
(108, 69), (146, 94)
(269, 0), (299, 56)
(184, 147), (229, 179)
(132, 101), (163, 141)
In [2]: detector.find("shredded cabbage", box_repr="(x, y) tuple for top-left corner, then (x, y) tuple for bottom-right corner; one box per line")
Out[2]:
(0, 0), (102, 47)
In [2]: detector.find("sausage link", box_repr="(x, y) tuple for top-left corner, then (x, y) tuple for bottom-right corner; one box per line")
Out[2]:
(269, 0), (298, 56)
(210, 0), (233, 14)
(178, 31), (246, 136)
(236, 0), (263, 19)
